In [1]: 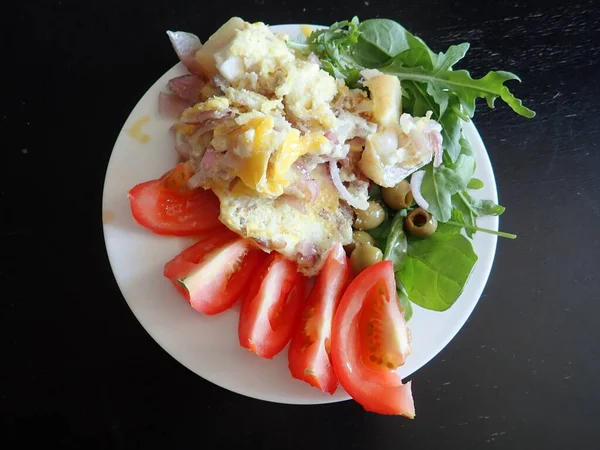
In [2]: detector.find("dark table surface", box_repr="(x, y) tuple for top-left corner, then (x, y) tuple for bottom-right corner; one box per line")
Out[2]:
(3, 0), (599, 448)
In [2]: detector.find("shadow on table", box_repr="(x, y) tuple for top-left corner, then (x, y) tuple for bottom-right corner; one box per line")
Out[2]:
(2, 412), (114, 448)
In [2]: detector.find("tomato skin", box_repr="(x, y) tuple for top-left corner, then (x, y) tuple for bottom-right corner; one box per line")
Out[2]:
(239, 253), (307, 359)
(161, 161), (195, 195)
(164, 229), (267, 315)
(164, 228), (238, 279)
(331, 260), (415, 417)
(128, 177), (222, 236)
(288, 244), (350, 394)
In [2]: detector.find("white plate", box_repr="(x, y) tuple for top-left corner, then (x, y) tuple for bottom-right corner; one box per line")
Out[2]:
(102, 24), (499, 405)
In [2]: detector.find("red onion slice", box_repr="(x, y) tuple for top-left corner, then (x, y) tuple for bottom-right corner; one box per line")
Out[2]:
(304, 178), (319, 203)
(200, 148), (218, 172)
(410, 170), (429, 211)
(167, 75), (205, 103)
(181, 108), (232, 124)
(158, 92), (192, 119)
(278, 195), (308, 214)
(221, 151), (243, 171)
(288, 163), (320, 202)
(166, 31), (202, 74)
(328, 161), (369, 210)
(325, 131), (339, 145)
(295, 241), (318, 265)
(174, 130), (192, 159)
(186, 171), (207, 190)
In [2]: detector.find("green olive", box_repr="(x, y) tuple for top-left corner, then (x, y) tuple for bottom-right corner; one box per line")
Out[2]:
(405, 208), (438, 238)
(354, 201), (385, 230)
(382, 180), (413, 210)
(350, 244), (383, 275)
(344, 230), (376, 255)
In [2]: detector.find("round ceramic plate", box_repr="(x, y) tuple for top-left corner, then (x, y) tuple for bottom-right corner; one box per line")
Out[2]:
(102, 23), (499, 405)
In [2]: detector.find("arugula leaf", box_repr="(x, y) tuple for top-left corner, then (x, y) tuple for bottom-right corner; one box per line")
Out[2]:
(398, 284), (414, 322)
(394, 48), (434, 70)
(459, 191), (505, 216)
(369, 216), (392, 251)
(438, 106), (463, 163)
(436, 209), (467, 234)
(304, 18), (363, 83)
(420, 44), (468, 118)
(383, 212), (408, 267)
(379, 213), (414, 322)
(420, 153), (476, 222)
(450, 192), (507, 238)
(434, 44), (470, 72)
(468, 178), (484, 189)
(398, 233), (478, 311)
(452, 194), (477, 238)
(365, 185), (395, 249)
(381, 60), (536, 119)
(402, 81), (437, 119)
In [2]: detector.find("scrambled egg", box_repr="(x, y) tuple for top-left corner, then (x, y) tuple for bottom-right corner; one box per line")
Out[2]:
(172, 17), (442, 271)
(275, 60), (338, 129)
(213, 165), (353, 275)
(214, 22), (294, 95)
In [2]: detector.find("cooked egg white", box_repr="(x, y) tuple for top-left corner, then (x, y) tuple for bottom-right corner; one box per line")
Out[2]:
(220, 112), (332, 197)
(275, 60), (338, 129)
(214, 164), (353, 275)
(214, 22), (295, 95)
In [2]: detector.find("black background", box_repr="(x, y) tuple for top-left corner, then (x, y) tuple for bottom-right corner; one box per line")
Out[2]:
(2, 0), (599, 448)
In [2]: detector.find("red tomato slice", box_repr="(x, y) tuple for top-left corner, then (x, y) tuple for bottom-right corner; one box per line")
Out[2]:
(239, 253), (307, 359)
(331, 260), (414, 417)
(164, 229), (267, 315)
(128, 177), (222, 236)
(288, 244), (350, 394)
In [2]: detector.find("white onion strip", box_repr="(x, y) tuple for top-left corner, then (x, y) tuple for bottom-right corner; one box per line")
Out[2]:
(410, 170), (430, 211)
(431, 131), (443, 168)
(328, 161), (369, 210)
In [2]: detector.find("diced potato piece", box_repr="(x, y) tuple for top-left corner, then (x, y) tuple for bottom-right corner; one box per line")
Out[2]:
(358, 128), (398, 187)
(195, 17), (246, 78)
(363, 74), (401, 127)
(358, 123), (435, 187)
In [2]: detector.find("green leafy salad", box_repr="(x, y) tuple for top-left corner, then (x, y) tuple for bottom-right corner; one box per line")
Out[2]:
(290, 17), (535, 318)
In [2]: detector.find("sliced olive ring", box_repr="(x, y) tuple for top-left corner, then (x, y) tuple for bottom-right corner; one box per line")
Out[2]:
(382, 180), (413, 210)
(405, 208), (438, 238)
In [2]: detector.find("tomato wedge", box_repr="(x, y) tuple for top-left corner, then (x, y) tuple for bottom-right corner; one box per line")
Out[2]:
(128, 174), (222, 236)
(288, 244), (350, 394)
(164, 228), (267, 315)
(239, 253), (307, 359)
(331, 260), (414, 417)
